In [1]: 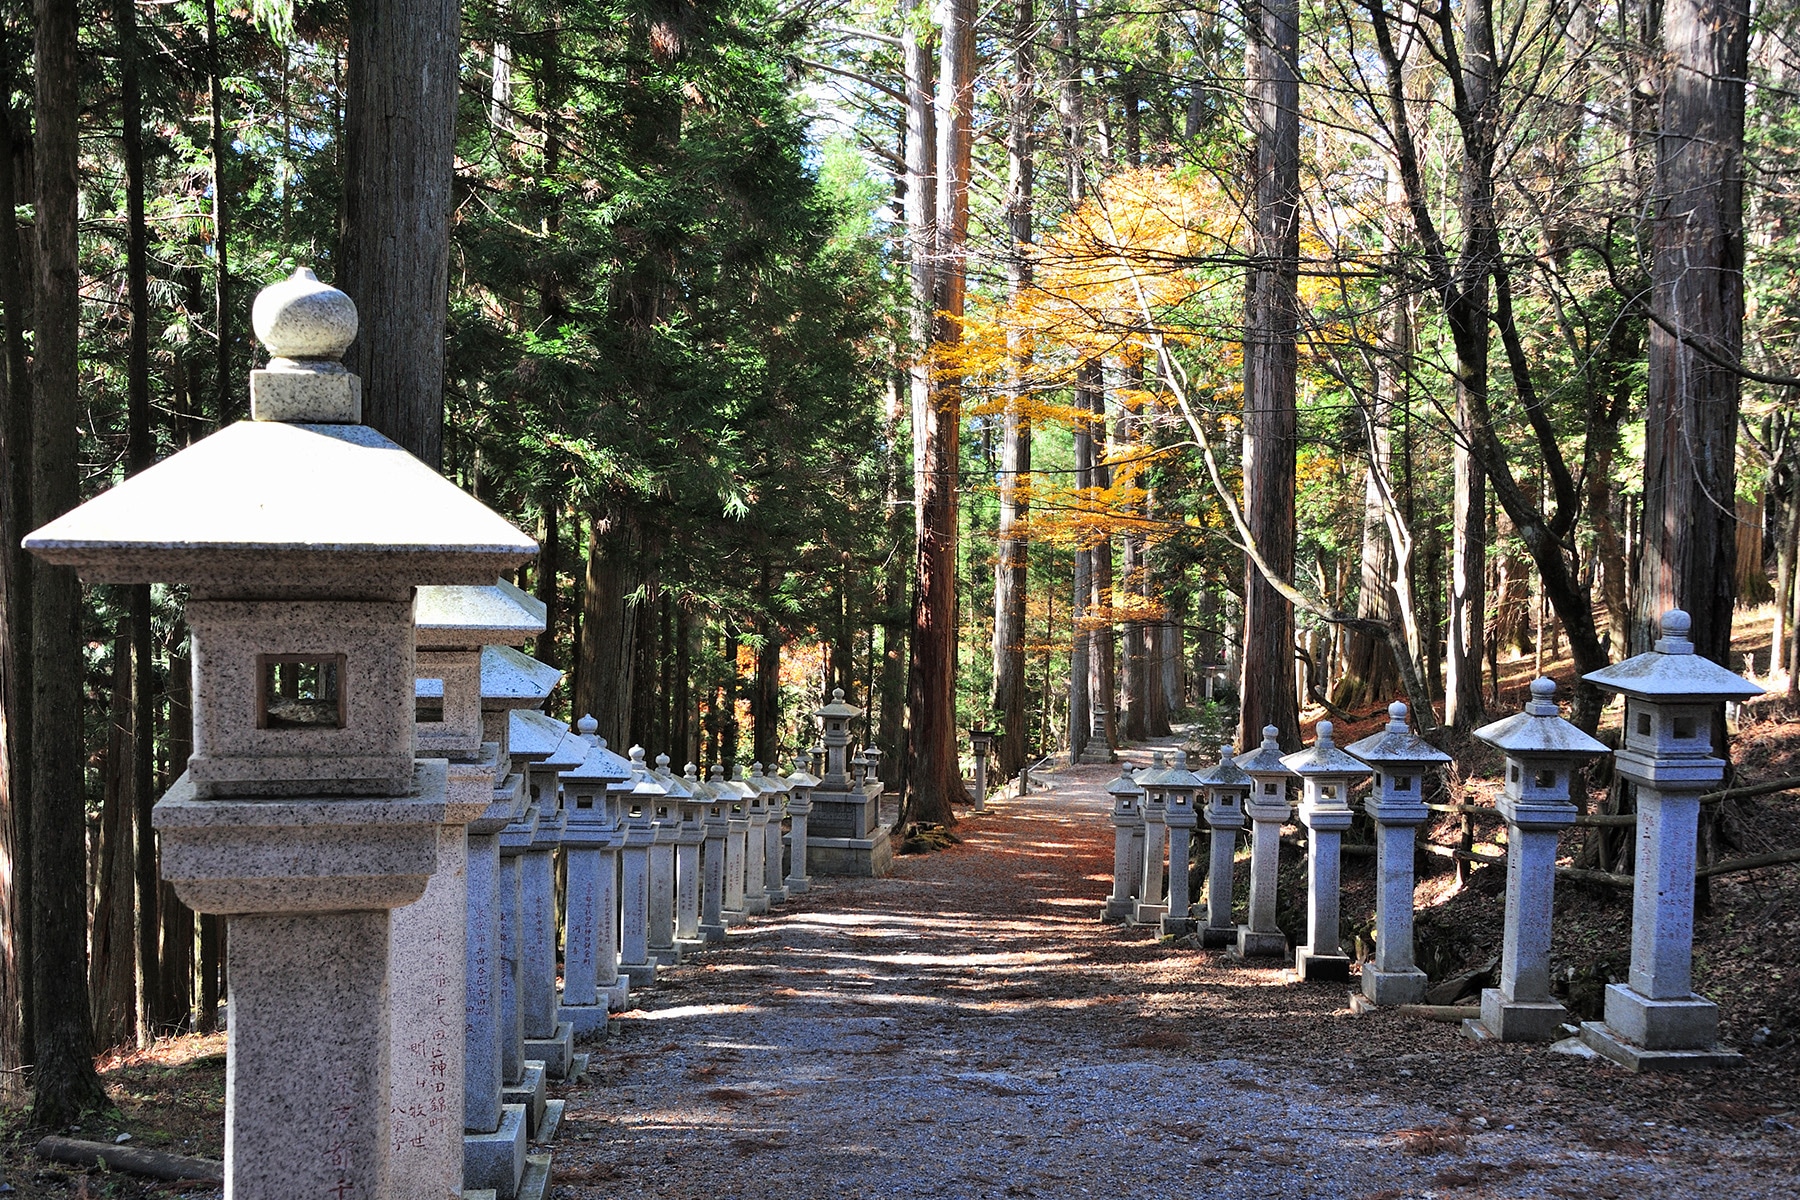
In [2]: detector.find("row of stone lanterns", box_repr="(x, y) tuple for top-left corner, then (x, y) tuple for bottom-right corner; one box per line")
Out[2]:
(1099, 608), (1758, 1071)
(22, 268), (901, 1200)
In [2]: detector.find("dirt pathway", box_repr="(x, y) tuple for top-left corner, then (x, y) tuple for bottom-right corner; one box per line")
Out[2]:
(549, 752), (1799, 1199)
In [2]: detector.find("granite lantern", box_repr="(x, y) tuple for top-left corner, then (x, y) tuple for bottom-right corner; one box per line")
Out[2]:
(646, 754), (690, 965)
(1102, 764), (1146, 923)
(808, 689), (891, 876)
(674, 763), (713, 953)
(1282, 721), (1370, 981)
(1460, 677), (1608, 1042)
(618, 748), (666, 986)
(1346, 702), (1453, 1007)
(23, 269), (536, 1200)
(720, 765), (752, 926)
(1579, 611), (1761, 1069)
(511, 709), (584, 1079)
(785, 756), (819, 895)
(698, 766), (735, 942)
(1196, 745), (1251, 948)
(969, 729), (998, 814)
(1157, 751), (1206, 937)
(755, 763), (792, 905)
(1133, 751), (1171, 926)
(556, 719), (632, 1034)
(408, 582), (542, 1200)
(1232, 726), (1296, 959)
(736, 766), (772, 915)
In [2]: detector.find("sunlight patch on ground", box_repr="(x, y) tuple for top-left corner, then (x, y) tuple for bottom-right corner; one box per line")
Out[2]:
(98, 1031), (227, 1073)
(615, 1003), (759, 1021)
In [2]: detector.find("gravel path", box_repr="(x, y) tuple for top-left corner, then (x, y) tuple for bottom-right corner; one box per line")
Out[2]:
(549, 751), (1800, 1199)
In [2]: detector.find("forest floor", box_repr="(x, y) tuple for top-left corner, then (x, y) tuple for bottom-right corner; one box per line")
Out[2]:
(543, 744), (1798, 1200)
(3, 614), (1798, 1197)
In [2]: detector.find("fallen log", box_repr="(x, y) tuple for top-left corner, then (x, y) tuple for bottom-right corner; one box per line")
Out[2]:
(1554, 847), (1800, 889)
(34, 1136), (223, 1183)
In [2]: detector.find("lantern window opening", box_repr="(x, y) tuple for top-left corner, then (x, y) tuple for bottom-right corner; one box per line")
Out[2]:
(1509, 764), (1520, 783)
(575, 795), (594, 810)
(415, 678), (445, 725)
(1535, 769), (1556, 789)
(1321, 784), (1337, 800)
(258, 654), (345, 731)
(1373, 772), (1382, 787)
(1393, 774), (1412, 791)
(1672, 715), (1696, 740)
(1637, 710), (1652, 736)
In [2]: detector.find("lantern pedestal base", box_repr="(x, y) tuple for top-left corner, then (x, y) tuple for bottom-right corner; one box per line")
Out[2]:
(1293, 947), (1350, 982)
(1461, 989), (1565, 1042)
(1158, 913), (1195, 937)
(1579, 1021), (1742, 1073)
(806, 830), (893, 877)
(1359, 965), (1428, 1007)
(463, 1104), (528, 1200)
(1198, 923), (1237, 949)
(1232, 926), (1288, 959)
(523, 1023), (574, 1079)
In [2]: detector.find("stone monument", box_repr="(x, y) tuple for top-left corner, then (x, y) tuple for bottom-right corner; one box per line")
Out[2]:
(556, 719), (633, 1035)
(1196, 746), (1251, 948)
(1282, 722), (1370, 981)
(807, 689), (892, 876)
(1102, 764), (1145, 923)
(1232, 725), (1295, 960)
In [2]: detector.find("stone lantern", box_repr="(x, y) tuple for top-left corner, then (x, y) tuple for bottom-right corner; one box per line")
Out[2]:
(1460, 678), (1608, 1041)
(697, 765), (734, 942)
(809, 741), (827, 779)
(1281, 721), (1371, 981)
(754, 763), (793, 905)
(1196, 745), (1251, 948)
(1133, 751), (1171, 926)
(24, 269), (536, 1200)
(646, 753), (689, 966)
(412, 581), (542, 1200)
(1157, 750), (1206, 937)
(1102, 765), (1146, 923)
(1346, 702), (1452, 1008)
(734, 765), (772, 915)
(1578, 611), (1761, 1069)
(556, 720), (632, 1035)
(1232, 725), (1295, 959)
(785, 755), (819, 894)
(808, 688), (891, 876)
(506, 710), (583, 1082)
(717, 764), (752, 926)
(674, 763), (712, 953)
(969, 729), (998, 814)
(618, 748), (667, 986)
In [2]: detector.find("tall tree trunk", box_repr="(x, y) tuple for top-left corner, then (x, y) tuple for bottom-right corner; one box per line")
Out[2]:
(1069, 368), (1094, 758)
(989, 0), (1034, 784)
(117, 0), (162, 1044)
(879, 379), (910, 791)
(536, 495), (560, 667)
(29, 0), (107, 1122)
(1633, 0), (1749, 663)
(204, 0), (233, 426)
(91, 632), (136, 1049)
(754, 623), (781, 768)
(1088, 382), (1116, 752)
(904, 0), (974, 826)
(575, 509), (642, 748)
(340, 0), (459, 466)
(1239, 0), (1301, 750)
(0, 11), (34, 1086)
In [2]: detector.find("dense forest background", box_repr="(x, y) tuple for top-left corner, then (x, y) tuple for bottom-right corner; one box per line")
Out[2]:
(0, 0), (1790, 1121)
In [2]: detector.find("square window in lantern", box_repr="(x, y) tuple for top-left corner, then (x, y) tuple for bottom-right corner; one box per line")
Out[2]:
(1322, 785), (1337, 800)
(1673, 716), (1696, 740)
(1393, 775), (1412, 791)
(415, 677), (445, 724)
(576, 796), (594, 809)
(1535, 770), (1557, 789)
(1264, 782), (1278, 795)
(260, 655), (346, 730)
(1637, 711), (1653, 736)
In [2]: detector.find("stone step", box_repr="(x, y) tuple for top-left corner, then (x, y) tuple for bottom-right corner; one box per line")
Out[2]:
(463, 1104), (527, 1200)
(502, 1061), (548, 1135)
(517, 1153), (553, 1200)
(523, 1022), (574, 1078)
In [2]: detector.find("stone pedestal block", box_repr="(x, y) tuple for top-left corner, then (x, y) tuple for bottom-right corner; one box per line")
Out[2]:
(617, 827), (656, 987)
(1160, 812), (1197, 937)
(1134, 808), (1168, 926)
(1295, 816), (1350, 981)
(463, 1105), (528, 1200)
(647, 824), (680, 964)
(1200, 821), (1240, 947)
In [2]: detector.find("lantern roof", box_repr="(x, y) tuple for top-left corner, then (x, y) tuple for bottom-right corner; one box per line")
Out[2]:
(787, 758), (821, 789)
(480, 645), (562, 706)
(1105, 763), (1145, 797)
(1159, 749), (1207, 789)
(627, 747), (668, 796)
(561, 733), (632, 785)
(1281, 721), (1372, 779)
(1474, 677), (1609, 758)
(414, 580), (544, 649)
(508, 710), (582, 767)
(1196, 744), (1252, 789)
(652, 755), (694, 799)
(815, 687), (863, 720)
(681, 762), (718, 800)
(1133, 751), (1170, 788)
(1345, 702), (1452, 767)
(23, 421), (535, 587)
(1583, 610), (1764, 703)
(1235, 725), (1296, 777)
